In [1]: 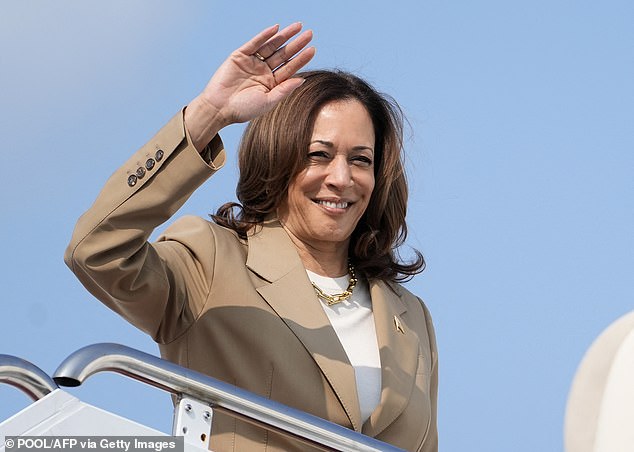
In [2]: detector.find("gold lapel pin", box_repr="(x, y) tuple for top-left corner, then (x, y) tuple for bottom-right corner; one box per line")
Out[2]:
(393, 315), (405, 334)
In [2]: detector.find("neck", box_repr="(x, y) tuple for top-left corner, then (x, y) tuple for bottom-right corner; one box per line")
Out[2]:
(297, 247), (349, 277)
(281, 227), (349, 277)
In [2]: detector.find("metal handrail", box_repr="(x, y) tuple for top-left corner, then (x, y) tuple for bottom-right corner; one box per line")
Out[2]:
(0, 354), (58, 401)
(53, 343), (404, 452)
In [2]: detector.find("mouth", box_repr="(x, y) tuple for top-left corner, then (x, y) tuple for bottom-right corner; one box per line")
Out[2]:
(314, 199), (351, 210)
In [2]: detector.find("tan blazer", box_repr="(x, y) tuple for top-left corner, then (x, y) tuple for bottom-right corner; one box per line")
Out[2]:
(65, 111), (438, 452)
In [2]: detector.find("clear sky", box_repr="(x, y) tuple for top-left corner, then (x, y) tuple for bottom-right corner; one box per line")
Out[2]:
(1, 1), (633, 451)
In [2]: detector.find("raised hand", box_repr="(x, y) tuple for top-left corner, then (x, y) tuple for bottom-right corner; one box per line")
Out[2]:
(185, 23), (315, 151)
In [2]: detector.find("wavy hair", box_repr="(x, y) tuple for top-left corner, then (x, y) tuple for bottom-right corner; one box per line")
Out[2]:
(212, 70), (424, 282)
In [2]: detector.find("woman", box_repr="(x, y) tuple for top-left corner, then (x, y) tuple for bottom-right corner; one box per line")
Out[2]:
(65, 23), (438, 452)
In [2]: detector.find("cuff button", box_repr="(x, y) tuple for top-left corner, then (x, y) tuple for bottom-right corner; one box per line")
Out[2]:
(127, 174), (138, 187)
(135, 167), (146, 178)
(145, 158), (155, 170)
(155, 149), (164, 161)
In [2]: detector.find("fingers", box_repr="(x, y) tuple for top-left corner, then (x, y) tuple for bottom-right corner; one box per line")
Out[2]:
(273, 46), (316, 83)
(265, 29), (313, 70)
(256, 22), (304, 59)
(232, 22), (316, 112)
(238, 24), (280, 55)
(242, 22), (313, 73)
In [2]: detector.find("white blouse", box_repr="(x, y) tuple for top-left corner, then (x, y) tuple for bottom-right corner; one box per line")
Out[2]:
(306, 270), (382, 423)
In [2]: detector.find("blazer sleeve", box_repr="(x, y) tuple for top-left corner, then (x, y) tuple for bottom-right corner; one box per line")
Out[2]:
(64, 110), (226, 341)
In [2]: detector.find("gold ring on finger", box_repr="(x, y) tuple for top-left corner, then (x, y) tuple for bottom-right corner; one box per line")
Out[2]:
(254, 52), (266, 62)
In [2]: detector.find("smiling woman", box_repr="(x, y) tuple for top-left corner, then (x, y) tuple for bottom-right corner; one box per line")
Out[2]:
(214, 70), (425, 282)
(65, 23), (437, 452)
(279, 99), (376, 273)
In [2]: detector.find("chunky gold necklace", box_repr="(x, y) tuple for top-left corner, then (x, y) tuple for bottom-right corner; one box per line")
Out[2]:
(311, 262), (358, 306)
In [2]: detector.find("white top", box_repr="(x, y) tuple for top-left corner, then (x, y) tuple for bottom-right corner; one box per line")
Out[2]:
(306, 270), (382, 423)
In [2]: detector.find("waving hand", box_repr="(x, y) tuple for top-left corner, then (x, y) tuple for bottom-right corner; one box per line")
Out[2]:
(185, 23), (315, 150)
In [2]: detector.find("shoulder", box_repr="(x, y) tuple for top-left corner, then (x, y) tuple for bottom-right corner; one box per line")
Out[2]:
(387, 281), (430, 312)
(156, 215), (246, 259)
(160, 215), (242, 242)
(385, 280), (436, 336)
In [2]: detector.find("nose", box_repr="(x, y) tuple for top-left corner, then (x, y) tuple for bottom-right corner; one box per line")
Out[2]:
(324, 155), (353, 190)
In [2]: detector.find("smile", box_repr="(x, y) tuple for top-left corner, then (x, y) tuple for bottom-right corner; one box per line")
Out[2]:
(316, 200), (349, 209)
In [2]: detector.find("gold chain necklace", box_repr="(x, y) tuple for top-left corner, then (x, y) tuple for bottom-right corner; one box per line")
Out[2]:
(311, 262), (358, 306)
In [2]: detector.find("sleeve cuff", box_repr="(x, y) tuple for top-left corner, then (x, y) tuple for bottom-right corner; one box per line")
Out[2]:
(182, 108), (226, 170)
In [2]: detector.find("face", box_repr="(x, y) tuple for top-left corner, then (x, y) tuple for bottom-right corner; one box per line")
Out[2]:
(278, 99), (376, 252)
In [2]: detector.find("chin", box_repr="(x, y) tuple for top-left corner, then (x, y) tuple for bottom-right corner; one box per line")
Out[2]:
(313, 228), (354, 245)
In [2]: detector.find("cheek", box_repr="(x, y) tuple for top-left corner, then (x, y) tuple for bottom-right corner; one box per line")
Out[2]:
(362, 173), (376, 199)
(285, 175), (305, 204)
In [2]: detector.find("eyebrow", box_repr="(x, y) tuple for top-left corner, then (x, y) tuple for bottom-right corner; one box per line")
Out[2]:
(309, 140), (374, 152)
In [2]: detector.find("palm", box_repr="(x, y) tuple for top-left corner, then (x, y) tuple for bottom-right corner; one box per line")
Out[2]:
(206, 53), (283, 124)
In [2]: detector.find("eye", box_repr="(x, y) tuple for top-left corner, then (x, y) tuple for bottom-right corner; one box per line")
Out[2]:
(351, 155), (373, 167)
(307, 150), (331, 161)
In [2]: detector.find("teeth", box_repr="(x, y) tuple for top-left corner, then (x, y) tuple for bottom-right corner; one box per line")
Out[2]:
(319, 200), (348, 209)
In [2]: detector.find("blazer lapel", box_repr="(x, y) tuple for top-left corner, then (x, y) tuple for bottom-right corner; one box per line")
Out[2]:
(363, 280), (420, 437)
(246, 220), (363, 431)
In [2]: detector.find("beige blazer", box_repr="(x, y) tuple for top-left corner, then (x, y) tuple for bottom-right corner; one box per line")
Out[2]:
(65, 111), (438, 452)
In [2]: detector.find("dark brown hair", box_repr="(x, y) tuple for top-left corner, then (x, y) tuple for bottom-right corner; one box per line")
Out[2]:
(213, 70), (424, 282)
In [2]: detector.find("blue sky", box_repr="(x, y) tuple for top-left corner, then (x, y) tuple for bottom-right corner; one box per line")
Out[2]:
(1, 1), (633, 451)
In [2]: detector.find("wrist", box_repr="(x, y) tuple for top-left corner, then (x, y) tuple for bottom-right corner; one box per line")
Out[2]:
(184, 97), (227, 152)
